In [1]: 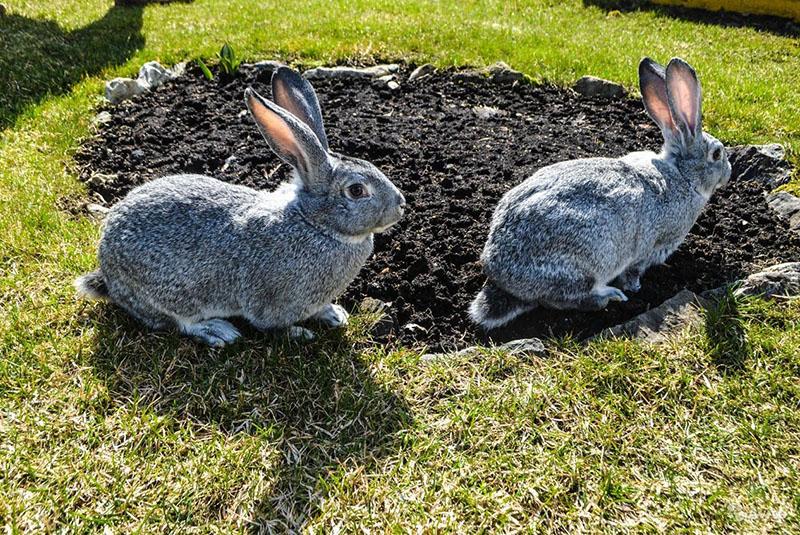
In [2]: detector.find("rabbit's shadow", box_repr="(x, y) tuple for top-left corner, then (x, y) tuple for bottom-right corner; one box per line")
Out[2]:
(83, 303), (411, 530)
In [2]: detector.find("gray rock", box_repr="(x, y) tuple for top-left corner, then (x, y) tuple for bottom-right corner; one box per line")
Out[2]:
(574, 76), (625, 99)
(170, 61), (188, 77)
(368, 314), (396, 340)
(303, 64), (399, 80)
(734, 262), (800, 299)
(252, 60), (283, 71)
(105, 78), (147, 104)
(727, 144), (792, 188)
(387, 80), (400, 90)
(408, 63), (435, 82)
(596, 289), (705, 343)
(137, 61), (172, 90)
(473, 105), (507, 119)
(484, 61), (525, 83)
(359, 297), (388, 313)
(499, 337), (546, 356)
(402, 322), (427, 334)
(420, 346), (478, 362)
(91, 111), (113, 128)
(86, 203), (110, 219)
(766, 191), (800, 232)
(87, 172), (118, 189)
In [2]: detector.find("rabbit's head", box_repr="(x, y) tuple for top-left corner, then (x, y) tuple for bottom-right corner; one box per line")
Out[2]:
(245, 67), (405, 240)
(639, 57), (731, 199)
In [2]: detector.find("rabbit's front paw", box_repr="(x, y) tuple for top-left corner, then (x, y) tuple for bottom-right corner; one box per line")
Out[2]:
(313, 304), (349, 328)
(180, 318), (242, 348)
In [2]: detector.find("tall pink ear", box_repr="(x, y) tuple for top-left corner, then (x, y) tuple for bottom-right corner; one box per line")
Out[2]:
(272, 66), (329, 151)
(666, 58), (702, 142)
(638, 58), (677, 141)
(244, 87), (331, 190)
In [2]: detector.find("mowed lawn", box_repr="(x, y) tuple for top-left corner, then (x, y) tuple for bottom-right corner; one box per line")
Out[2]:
(1, 0), (800, 531)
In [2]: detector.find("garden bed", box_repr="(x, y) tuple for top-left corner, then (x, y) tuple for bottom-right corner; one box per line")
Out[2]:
(74, 63), (800, 351)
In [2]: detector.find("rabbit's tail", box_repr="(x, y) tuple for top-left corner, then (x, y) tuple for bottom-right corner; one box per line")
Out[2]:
(469, 280), (536, 330)
(74, 270), (109, 300)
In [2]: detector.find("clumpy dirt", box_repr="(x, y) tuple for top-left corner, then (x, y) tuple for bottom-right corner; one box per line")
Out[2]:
(74, 63), (800, 351)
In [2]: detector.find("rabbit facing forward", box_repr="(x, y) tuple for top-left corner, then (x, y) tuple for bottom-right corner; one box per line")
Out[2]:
(470, 57), (731, 329)
(76, 66), (405, 346)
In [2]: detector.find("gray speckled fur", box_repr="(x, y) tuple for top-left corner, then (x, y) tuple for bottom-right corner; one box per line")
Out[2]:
(470, 57), (732, 329)
(76, 66), (404, 345)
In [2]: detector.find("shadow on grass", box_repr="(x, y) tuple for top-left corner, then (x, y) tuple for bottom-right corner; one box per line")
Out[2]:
(83, 304), (411, 531)
(583, 0), (799, 37)
(704, 288), (751, 373)
(0, 4), (146, 129)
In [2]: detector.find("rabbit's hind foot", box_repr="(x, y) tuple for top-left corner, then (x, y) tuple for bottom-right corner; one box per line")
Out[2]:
(313, 304), (349, 328)
(287, 325), (315, 341)
(179, 318), (241, 348)
(583, 285), (628, 310)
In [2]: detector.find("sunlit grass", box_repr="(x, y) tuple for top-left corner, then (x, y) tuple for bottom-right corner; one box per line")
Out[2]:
(1, 0), (799, 531)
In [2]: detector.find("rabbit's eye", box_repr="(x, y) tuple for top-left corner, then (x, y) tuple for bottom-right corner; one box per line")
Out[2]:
(346, 183), (369, 199)
(712, 148), (722, 161)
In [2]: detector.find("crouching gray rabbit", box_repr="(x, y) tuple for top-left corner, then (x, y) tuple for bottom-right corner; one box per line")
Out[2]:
(76, 66), (405, 346)
(470, 57), (731, 329)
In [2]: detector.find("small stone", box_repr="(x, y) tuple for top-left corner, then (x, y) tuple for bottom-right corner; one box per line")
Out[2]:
(377, 74), (395, 82)
(137, 61), (172, 90)
(303, 64), (400, 80)
(473, 105), (507, 119)
(220, 155), (237, 173)
(253, 60), (283, 71)
(499, 337), (546, 356)
(387, 80), (400, 90)
(765, 191), (800, 232)
(131, 149), (145, 159)
(484, 61), (525, 83)
(734, 262), (800, 299)
(727, 144), (792, 188)
(87, 173), (117, 188)
(420, 346), (478, 362)
(368, 315), (396, 340)
(408, 63), (435, 82)
(91, 111), (112, 128)
(86, 203), (110, 219)
(402, 323), (427, 335)
(359, 297), (388, 313)
(105, 78), (147, 104)
(596, 289), (705, 343)
(169, 61), (188, 77)
(574, 76), (625, 99)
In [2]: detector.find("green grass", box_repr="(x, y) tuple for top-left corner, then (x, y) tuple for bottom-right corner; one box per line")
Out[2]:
(2, 0), (800, 531)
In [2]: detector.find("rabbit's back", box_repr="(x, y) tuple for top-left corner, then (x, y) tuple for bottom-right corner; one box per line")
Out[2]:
(485, 157), (654, 278)
(99, 175), (264, 318)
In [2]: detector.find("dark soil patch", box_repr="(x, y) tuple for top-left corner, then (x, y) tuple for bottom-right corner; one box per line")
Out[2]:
(74, 63), (800, 351)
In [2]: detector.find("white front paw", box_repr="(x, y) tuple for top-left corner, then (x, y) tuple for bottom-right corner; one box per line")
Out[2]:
(315, 304), (349, 328)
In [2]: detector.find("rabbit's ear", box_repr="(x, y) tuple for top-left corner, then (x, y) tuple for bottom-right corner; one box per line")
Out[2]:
(245, 87), (332, 190)
(271, 66), (329, 151)
(638, 57), (677, 141)
(666, 58), (702, 144)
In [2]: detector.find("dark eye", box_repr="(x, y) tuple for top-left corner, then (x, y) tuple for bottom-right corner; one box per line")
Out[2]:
(346, 183), (368, 199)
(712, 147), (722, 161)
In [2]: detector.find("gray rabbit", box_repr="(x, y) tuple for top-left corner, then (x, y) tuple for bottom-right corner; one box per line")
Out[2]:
(470, 57), (731, 329)
(76, 66), (405, 346)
